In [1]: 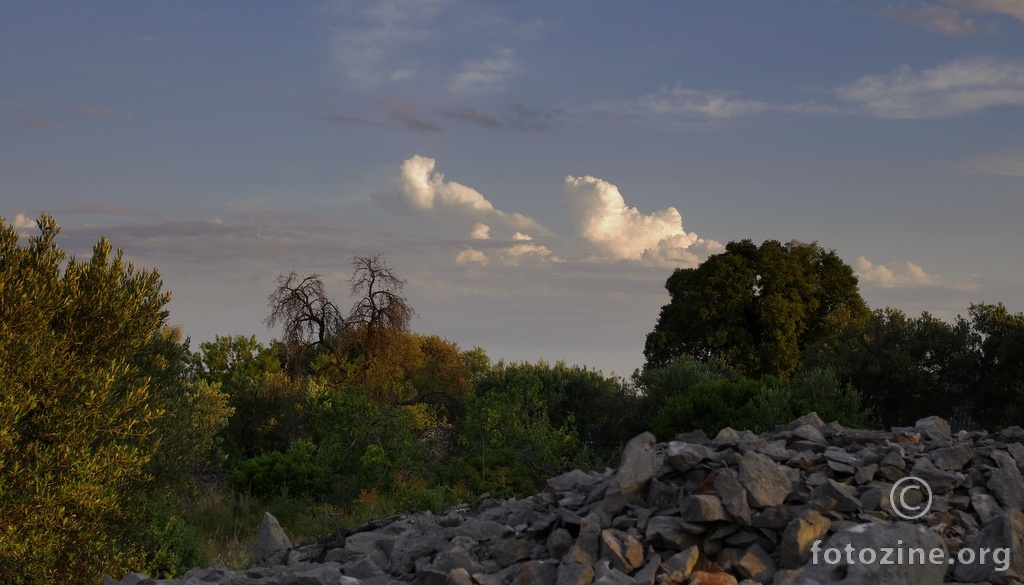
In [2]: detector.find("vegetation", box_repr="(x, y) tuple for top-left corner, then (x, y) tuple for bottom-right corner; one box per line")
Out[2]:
(2, 217), (1021, 582)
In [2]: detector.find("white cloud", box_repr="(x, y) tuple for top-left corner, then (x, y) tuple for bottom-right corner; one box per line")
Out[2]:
(12, 213), (36, 230)
(470, 223), (490, 239)
(881, 4), (984, 36)
(563, 175), (722, 267)
(836, 57), (1024, 118)
(328, 0), (444, 89)
(455, 248), (488, 265)
(399, 155), (548, 235)
(450, 48), (518, 93)
(397, 156), (720, 269)
(594, 84), (773, 128)
(499, 233), (560, 266)
(949, 0), (1024, 23)
(856, 256), (942, 287)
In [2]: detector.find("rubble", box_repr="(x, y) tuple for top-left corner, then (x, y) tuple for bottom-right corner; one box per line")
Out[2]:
(104, 415), (1024, 585)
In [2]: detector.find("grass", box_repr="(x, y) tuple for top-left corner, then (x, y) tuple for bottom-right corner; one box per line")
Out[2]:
(177, 474), (470, 570)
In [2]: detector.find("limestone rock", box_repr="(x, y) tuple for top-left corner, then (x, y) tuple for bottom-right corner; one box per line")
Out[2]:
(254, 512), (292, 563)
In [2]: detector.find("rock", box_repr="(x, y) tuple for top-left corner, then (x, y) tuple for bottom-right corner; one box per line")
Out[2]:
(915, 416), (952, 441)
(987, 450), (1024, 509)
(954, 508), (1024, 583)
(613, 432), (660, 496)
(735, 543), (776, 583)
(796, 522), (947, 585)
(779, 510), (831, 569)
(738, 452), (793, 508)
(109, 413), (1024, 585)
(254, 512), (292, 563)
(555, 562), (594, 585)
(688, 571), (738, 585)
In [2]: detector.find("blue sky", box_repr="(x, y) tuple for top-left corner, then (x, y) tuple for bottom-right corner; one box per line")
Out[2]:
(3, 1), (1023, 377)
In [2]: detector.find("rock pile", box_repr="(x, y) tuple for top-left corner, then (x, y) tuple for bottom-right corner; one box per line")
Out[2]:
(105, 413), (1024, 585)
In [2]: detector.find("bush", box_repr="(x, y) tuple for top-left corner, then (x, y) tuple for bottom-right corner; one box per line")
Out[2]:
(0, 215), (174, 584)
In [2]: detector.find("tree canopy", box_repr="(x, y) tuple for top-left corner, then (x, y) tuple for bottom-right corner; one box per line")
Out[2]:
(644, 239), (869, 379)
(0, 216), (191, 583)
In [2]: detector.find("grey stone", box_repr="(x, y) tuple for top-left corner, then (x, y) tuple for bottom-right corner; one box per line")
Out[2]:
(613, 432), (661, 496)
(679, 494), (727, 523)
(254, 512), (292, 563)
(915, 415), (951, 441)
(809, 478), (861, 513)
(930, 443), (974, 471)
(666, 441), (712, 473)
(546, 528), (573, 560)
(988, 449), (1024, 509)
(735, 543), (776, 583)
(795, 522), (947, 585)
(738, 451), (793, 508)
(555, 562), (594, 585)
(953, 508), (1024, 583)
(779, 509), (831, 569)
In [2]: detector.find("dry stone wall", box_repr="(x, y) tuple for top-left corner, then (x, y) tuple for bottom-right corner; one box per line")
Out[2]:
(105, 413), (1024, 585)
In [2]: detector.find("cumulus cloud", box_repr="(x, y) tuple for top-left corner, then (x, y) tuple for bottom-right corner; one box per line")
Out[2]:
(455, 248), (489, 265)
(470, 223), (490, 239)
(836, 57), (1024, 118)
(399, 155), (547, 235)
(498, 233), (561, 265)
(563, 175), (722, 267)
(881, 4), (986, 36)
(12, 213), (37, 230)
(450, 48), (519, 94)
(856, 256), (941, 287)
(397, 156), (720, 269)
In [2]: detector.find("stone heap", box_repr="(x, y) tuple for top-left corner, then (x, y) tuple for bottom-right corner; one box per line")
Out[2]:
(105, 414), (1024, 585)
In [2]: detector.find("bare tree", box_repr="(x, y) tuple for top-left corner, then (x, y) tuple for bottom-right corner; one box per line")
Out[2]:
(347, 254), (416, 356)
(265, 254), (416, 378)
(265, 271), (345, 371)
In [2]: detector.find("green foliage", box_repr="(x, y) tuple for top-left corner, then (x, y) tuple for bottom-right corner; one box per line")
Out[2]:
(645, 239), (869, 379)
(0, 215), (170, 584)
(142, 326), (234, 495)
(651, 377), (767, 439)
(805, 308), (980, 427)
(138, 507), (206, 579)
(967, 302), (1024, 430)
(230, 439), (322, 499)
(629, 354), (735, 435)
(647, 365), (872, 439)
(450, 364), (593, 497)
(472, 360), (630, 461)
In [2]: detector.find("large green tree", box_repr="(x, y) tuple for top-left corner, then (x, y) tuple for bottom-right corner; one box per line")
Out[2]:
(644, 239), (869, 379)
(0, 216), (171, 583)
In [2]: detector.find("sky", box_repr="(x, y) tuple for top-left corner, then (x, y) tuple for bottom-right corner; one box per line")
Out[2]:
(3, 1), (1023, 378)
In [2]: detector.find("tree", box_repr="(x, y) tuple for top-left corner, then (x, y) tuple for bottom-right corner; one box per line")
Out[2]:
(266, 254), (415, 386)
(0, 215), (171, 583)
(968, 302), (1024, 430)
(644, 239), (869, 379)
(805, 308), (980, 427)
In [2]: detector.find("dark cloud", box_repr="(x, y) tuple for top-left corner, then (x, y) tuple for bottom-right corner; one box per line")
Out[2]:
(504, 103), (563, 132)
(323, 115), (384, 126)
(438, 107), (503, 129)
(376, 98), (443, 133)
